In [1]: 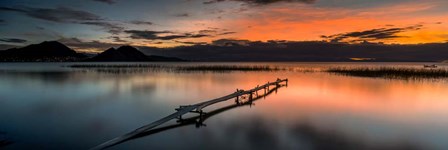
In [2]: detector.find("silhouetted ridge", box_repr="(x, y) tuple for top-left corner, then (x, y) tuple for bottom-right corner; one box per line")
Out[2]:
(88, 46), (184, 62)
(116, 46), (148, 60)
(0, 41), (86, 62)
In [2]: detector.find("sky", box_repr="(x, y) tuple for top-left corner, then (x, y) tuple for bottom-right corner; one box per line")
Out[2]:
(0, 0), (448, 52)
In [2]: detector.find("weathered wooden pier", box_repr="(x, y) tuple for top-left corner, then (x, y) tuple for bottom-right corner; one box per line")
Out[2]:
(92, 78), (288, 150)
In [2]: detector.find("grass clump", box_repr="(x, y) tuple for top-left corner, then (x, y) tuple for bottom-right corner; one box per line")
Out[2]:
(327, 67), (448, 79)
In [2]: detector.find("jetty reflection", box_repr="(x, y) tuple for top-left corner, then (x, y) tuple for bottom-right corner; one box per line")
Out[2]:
(93, 82), (287, 150)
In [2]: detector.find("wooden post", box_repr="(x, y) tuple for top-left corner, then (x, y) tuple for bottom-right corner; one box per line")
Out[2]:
(256, 86), (259, 97)
(264, 87), (266, 95)
(199, 110), (204, 119)
(235, 96), (240, 104)
(249, 92), (253, 101)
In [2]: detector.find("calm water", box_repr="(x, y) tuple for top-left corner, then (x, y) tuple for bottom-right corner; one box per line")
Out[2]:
(1, 62), (448, 150)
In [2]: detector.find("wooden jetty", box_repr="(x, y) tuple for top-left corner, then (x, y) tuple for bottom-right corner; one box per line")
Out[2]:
(91, 78), (288, 150)
(99, 82), (287, 148)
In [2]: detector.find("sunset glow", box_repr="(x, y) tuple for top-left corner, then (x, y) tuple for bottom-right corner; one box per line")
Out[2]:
(1, 0), (447, 52)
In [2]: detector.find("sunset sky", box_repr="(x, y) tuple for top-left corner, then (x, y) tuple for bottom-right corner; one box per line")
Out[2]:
(1, 0), (448, 52)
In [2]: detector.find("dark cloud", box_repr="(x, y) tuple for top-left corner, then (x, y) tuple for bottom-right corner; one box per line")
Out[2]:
(125, 30), (170, 40)
(125, 27), (236, 41)
(174, 41), (208, 45)
(80, 21), (124, 35)
(129, 20), (154, 25)
(0, 6), (123, 34)
(36, 26), (45, 30)
(198, 29), (218, 34)
(109, 36), (127, 43)
(197, 29), (235, 36)
(219, 32), (237, 35)
(0, 7), (24, 12)
(175, 13), (190, 17)
(322, 25), (423, 43)
(0, 38), (27, 43)
(125, 30), (212, 40)
(212, 39), (251, 46)
(92, 0), (116, 4)
(0, 6), (101, 23)
(203, 0), (316, 5)
(156, 34), (207, 40)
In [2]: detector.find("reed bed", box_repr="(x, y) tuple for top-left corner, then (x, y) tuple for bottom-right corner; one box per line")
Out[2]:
(178, 65), (283, 72)
(327, 67), (448, 79)
(67, 64), (284, 72)
(69, 64), (165, 68)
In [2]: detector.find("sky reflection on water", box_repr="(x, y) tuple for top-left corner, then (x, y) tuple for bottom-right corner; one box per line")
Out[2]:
(0, 63), (448, 150)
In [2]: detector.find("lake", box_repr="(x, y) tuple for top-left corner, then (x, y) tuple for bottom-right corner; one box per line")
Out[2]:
(1, 62), (448, 150)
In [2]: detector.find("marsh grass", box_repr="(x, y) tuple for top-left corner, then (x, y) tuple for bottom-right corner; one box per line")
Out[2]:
(327, 67), (448, 79)
(69, 64), (165, 68)
(178, 65), (283, 72)
(67, 64), (284, 73)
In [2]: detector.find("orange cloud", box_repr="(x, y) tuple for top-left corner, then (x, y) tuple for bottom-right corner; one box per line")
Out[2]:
(211, 1), (448, 44)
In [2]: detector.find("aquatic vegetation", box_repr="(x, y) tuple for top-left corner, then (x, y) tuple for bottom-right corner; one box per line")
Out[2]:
(69, 64), (165, 68)
(327, 67), (448, 79)
(67, 64), (284, 72)
(177, 65), (283, 72)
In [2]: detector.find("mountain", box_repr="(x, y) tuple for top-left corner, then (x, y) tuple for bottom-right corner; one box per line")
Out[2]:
(0, 42), (184, 62)
(140, 41), (448, 62)
(0, 41), (86, 62)
(88, 46), (184, 62)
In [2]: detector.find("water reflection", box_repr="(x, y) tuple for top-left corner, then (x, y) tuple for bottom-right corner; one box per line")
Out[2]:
(289, 121), (421, 150)
(0, 71), (73, 83)
(97, 84), (286, 149)
(1, 63), (448, 150)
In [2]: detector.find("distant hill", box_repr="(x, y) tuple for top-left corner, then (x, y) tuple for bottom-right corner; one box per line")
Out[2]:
(0, 41), (86, 62)
(0, 41), (185, 62)
(88, 46), (184, 62)
(140, 41), (448, 62)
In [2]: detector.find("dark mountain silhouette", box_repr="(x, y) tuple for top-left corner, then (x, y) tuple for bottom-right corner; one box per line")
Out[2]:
(88, 46), (184, 62)
(0, 42), (184, 62)
(4, 40), (447, 62)
(140, 41), (448, 62)
(0, 41), (86, 62)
